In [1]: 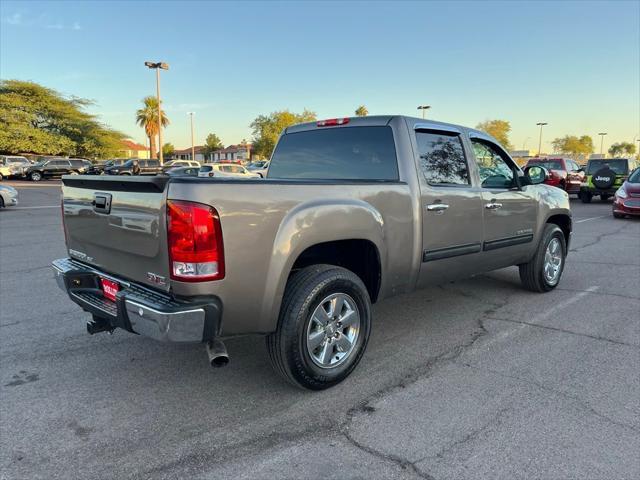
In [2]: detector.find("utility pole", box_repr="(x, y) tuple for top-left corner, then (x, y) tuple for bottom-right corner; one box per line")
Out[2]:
(144, 61), (169, 165)
(188, 112), (195, 161)
(417, 105), (431, 119)
(536, 122), (547, 156)
(598, 132), (607, 156)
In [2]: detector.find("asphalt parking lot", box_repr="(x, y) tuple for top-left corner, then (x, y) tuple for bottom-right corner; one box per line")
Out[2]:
(1, 180), (638, 480)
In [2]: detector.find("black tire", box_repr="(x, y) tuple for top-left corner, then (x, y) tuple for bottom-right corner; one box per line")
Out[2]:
(266, 264), (372, 390)
(519, 224), (567, 293)
(600, 194), (610, 202)
(613, 212), (625, 219)
(579, 191), (592, 203)
(0, 196), (4, 208)
(29, 171), (42, 182)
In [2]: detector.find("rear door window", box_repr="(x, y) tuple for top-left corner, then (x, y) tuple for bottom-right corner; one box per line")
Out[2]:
(415, 131), (470, 186)
(268, 126), (398, 180)
(588, 159), (628, 175)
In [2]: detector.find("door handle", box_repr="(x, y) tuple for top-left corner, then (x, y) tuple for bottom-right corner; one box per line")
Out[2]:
(485, 202), (503, 210)
(426, 203), (449, 212)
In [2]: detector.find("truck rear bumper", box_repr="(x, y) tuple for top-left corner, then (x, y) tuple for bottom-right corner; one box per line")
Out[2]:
(52, 257), (222, 342)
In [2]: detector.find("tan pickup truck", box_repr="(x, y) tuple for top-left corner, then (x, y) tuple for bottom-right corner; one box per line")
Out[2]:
(53, 115), (571, 389)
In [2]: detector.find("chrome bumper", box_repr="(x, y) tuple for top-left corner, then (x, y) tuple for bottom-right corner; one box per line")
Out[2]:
(52, 258), (221, 342)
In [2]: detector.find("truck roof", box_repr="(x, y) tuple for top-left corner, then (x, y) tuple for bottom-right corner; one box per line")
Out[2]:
(285, 115), (499, 145)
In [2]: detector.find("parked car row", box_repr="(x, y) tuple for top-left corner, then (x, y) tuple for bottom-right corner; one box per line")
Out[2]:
(524, 156), (639, 219)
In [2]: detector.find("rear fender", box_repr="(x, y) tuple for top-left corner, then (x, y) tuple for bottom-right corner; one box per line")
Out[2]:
(259, 199), (386, 332)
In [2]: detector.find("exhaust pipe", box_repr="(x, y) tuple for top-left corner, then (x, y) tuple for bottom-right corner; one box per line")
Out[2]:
(87, 316), (114, 335)
(206, 339), (229, 368)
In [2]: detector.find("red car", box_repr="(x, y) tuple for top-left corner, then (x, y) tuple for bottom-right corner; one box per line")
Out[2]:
(525, 158), (585, 195)
(613, 168), (640, 218)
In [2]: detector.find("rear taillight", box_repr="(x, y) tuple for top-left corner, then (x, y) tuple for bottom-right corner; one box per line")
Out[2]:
(167, 200), (225, 282)
(317, 118), (350, 127)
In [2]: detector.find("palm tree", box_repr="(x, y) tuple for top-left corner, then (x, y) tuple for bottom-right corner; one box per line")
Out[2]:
(355, 105), (368, 117)
(136, 96), (169, 159)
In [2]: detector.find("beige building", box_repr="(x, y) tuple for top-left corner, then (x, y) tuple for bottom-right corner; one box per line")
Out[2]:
(119, 140), (150, 159)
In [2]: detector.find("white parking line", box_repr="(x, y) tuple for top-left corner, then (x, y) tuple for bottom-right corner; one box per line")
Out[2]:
(8, 205), (59, 210)
(575, 215), (608, 223)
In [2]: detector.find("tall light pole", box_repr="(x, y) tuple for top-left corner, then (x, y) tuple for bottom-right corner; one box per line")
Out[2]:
(188, 112), (195, 161)
(417, 105), (431, 119)
(536, 122), (547, 156)
(598, 132), (607, 156)
(145, 61), (169, 165)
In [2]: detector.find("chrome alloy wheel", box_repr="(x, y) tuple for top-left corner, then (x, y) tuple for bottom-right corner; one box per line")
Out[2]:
(306, 293), (360, 369)
(543, 237), (563, 285)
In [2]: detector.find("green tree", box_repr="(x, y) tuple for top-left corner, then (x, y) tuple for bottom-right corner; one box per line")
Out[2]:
(608, 142), (636, 157)
(475, 119), (512, 150)
(202, 133), (223, 154)
(135, 96), (169, 159)
(250, 109), (316, 158)
(551, 135), (594, 160)
(162, 142), (175, 157)
(355, 105), (368, 117)
(0, 79), (124, 157)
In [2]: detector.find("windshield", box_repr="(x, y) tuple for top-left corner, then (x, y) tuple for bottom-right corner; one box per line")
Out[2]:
(7, 157), (29, 164)
(528, 160), (563, 170)
(269, 126), (399, 180)
(628, 169), (640, 183)
(587, 159), (628, 175)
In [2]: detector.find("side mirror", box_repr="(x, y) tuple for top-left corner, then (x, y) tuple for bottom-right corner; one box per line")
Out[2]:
(524, 165), (548, 185)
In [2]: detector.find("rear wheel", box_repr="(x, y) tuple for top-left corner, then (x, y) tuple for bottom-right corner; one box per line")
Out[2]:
(0, 196), (4, 208)
(579, 191), (592, 203)
(266, 264), (371, 390)
(519, 224), (566, 293)
(30, 171), (42, 182)
(600, 194), (610, 202)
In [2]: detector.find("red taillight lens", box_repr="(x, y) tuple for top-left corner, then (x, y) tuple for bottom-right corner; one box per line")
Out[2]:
(167, 200), (225, 282)
(317, 117), (350, 127)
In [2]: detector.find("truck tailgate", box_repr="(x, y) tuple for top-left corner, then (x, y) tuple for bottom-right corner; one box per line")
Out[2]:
(61, 176), (171, 292)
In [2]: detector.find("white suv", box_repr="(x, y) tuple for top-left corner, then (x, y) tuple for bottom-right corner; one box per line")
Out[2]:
(0, 155), (31, 180)
(198, 163), (261, 178)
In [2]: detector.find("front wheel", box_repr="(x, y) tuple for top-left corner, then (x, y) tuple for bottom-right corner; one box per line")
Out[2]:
(266, 265), (372, 390)
(30, 171), (42, 182)
(519, 224), (566, 293)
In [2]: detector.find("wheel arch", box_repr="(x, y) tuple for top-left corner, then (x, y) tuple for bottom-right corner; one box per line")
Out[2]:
(259, 199), (387, 333)
(545, 213), (572, 249)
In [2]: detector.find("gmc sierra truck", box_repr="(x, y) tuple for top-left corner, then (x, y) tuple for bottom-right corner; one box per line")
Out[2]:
(53, 115), (571, 390)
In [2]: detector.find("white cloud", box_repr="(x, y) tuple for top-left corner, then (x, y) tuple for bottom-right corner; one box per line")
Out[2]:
(5, 13), (22, 25)
(2, 11), (81, 30)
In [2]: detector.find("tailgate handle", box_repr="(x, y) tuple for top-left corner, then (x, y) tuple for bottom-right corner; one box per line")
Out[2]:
(92, 193), (112, 214)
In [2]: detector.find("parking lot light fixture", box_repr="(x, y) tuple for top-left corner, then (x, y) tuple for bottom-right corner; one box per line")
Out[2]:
(536, 122), (548, 156)
(417, 105), (431, 119)
(598, 132), (607, 156)
(188, 112), (195, 161)
(145, 61), (169, 165)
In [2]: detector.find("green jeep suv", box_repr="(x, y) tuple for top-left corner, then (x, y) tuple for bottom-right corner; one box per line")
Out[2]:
(579, 158), (638, 203)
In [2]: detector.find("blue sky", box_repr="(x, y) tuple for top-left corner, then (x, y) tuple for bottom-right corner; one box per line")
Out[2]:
(1, 0), (638, 152)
